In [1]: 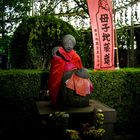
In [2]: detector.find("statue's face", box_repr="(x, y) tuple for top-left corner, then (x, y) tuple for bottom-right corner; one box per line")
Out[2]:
(63, 39), (74, 52)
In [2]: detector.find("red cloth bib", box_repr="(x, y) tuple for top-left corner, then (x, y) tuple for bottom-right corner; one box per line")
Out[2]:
(66, 73), (94, 96)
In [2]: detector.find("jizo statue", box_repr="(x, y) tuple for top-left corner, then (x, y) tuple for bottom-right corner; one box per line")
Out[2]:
(48, 34), (94, 107)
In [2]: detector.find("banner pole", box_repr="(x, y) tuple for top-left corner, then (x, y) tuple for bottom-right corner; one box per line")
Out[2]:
(113, 2), (119, 69)
(114, 28), (119, 69)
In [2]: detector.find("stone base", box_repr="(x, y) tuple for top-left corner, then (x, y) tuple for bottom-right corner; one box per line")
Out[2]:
(36, 99), (117, 140)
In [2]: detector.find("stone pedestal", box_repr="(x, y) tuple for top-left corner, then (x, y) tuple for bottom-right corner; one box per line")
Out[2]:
(36, 99), (116, 140)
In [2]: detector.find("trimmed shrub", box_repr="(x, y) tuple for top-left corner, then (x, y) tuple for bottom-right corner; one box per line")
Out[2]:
(10, 15), (80, 69)
(1, 68), (140, 137)
(89, 68), (140, 136)
(0, 70), (43, 138)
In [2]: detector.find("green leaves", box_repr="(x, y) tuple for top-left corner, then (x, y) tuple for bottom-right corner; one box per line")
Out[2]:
(10, 15), (79, 69)
(48, 111), (69, 127)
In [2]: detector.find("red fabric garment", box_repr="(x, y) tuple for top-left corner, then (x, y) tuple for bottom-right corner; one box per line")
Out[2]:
(65, 73), (94, 96)
(48, 47), (83, 105)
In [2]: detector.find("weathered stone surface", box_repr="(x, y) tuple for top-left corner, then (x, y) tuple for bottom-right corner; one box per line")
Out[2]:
(36, 99), (117, 140)
(58, 70), (89, 107)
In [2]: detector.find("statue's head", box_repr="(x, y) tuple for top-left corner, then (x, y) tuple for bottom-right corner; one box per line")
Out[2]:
(62, 34), (76, 52)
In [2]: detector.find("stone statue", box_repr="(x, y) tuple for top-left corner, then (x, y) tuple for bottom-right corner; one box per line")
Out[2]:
(48, 34), (93, 107)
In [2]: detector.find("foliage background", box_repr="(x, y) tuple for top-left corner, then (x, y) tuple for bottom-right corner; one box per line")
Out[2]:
(10, 15), (81, 69)
(0, 69), (140, 138)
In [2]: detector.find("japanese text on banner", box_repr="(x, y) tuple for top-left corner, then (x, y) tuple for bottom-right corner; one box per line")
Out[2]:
(87, 0), (115, 70)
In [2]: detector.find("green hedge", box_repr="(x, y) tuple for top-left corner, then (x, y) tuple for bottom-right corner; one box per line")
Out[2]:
(0, 70), (46, 138)
(89, 68), (140, 136)
(0, 70), (42, 99)
(0, 68), (140, 137)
